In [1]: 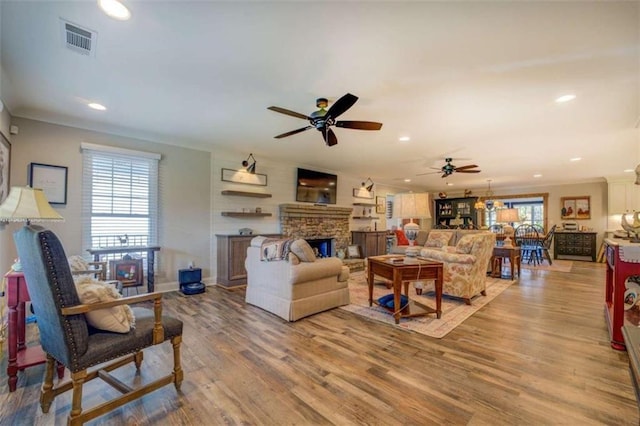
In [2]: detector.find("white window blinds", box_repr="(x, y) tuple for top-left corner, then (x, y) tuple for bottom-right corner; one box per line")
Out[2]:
(81, 144), (159, 255)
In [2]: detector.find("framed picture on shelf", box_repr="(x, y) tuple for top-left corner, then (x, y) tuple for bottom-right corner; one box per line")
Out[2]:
(347, 244), (362, 259)
(29, 162), (68, 204)
(560, 196), (590, 220)
(221, 168), (267, 186)
(353, 188), (374, 199)
(376, 196), (386, 214)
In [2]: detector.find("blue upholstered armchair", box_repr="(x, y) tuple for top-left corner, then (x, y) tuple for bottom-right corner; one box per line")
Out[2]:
(13, 225), (184, 425)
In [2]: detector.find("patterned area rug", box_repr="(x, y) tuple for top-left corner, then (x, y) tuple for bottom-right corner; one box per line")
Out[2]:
(340, 271), (515, 338)
(521, 259), (573, 272)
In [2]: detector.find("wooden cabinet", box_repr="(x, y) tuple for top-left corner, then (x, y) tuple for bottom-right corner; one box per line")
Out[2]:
(434, 197), (478, 227)
(351, 231), (387, 258)
(554, 231), (597, 261)
(216, 234), (281, 287)
(607, 180), (639, 215)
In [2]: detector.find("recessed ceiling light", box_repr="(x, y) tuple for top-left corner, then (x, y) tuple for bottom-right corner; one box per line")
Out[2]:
(88, 102), (107, 111)
(533, 174), (542, 178)
(399, 136), (410, 142)
(555, 94), (576, 103)
(98, 0), (131, 20)
(446, 182), (453, 186)
(569, 157), (581, 162)
(624, 169), (635, 173)
(403, 178), (411, 182)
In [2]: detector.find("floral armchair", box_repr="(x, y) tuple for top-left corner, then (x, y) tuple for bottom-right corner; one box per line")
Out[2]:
(417, 232), (496, 304)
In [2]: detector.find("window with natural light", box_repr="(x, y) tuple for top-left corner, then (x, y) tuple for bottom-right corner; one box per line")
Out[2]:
(81, 143), (159, 266)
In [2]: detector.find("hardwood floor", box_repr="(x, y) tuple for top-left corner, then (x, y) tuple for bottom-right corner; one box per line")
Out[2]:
(1, 261), (637, 425)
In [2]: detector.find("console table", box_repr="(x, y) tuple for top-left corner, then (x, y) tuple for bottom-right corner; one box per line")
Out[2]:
(604, 239), (640, 350)
(87, 246), (161, 292)
(554, 231), (597, 262)
(6, 272), (64, 391)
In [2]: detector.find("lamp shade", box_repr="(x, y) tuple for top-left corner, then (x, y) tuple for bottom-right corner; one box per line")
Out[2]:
(0, 186), (64, 223)
(392, 192), (431, 219)
(496, 208), (519, 223)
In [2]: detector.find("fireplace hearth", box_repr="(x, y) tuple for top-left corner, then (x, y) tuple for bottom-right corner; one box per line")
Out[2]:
(305, 237), (335, 258)
(279, 204), (353, 253)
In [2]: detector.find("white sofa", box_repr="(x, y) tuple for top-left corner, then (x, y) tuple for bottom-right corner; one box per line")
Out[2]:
(245, 237), (350, 321)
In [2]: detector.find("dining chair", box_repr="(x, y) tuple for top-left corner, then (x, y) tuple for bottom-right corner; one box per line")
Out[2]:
(14, 225), (184, 426)
(537, 224), (557, 265)
(515, 224), (541, 265)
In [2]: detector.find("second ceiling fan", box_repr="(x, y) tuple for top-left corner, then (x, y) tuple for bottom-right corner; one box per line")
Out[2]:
(418, 158), (481, 178)
(267, 93), (383, 147)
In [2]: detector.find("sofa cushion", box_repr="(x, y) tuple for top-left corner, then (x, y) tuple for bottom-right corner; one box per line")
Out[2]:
(394, 229), (410, 246)
(288, 252), (300, 265)
(455, 234), (476, 254)
(290, 239), (317, 262)
(425, 231), (453, 248)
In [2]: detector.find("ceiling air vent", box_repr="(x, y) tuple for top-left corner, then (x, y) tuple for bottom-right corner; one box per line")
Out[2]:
(60, 19), (97, 56)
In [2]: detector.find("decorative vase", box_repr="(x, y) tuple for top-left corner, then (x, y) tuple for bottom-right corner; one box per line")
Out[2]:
(337, 249), (346, 260)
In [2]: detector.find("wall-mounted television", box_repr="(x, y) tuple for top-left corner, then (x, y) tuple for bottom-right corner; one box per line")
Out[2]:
(296, 168), (338, 204)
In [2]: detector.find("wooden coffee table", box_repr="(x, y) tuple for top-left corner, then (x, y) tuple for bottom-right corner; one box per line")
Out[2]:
(367, 255), (443, 324)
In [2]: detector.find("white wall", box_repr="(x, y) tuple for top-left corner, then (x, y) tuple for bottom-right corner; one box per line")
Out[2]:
(4, 117), (211, 291)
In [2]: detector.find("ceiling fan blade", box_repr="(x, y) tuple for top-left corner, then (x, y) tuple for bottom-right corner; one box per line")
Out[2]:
(455, 164), (479, 171)
(274, 126), (313, 139)
(416, 170), (440, 176)
(335, 120), (383, 131)
(456, 169), (481, 173)
(322, 127), (338, 146)
(441, 173), (448, 178)
(325, 93), (358, 120)
(267, 106), (311, 120)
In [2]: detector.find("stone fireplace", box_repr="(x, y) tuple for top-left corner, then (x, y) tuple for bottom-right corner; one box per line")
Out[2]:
(279, 204), (353, 255)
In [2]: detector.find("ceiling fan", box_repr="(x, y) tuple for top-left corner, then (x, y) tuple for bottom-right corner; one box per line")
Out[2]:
(417, 157), (481, 178)
(267, 93), (383, 147)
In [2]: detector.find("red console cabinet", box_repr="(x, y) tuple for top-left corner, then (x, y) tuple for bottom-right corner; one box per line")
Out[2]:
(6, 271), (64, 391)
(604, 239), (640, 350)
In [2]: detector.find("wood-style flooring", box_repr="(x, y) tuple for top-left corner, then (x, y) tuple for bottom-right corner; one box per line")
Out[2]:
(1, 261), (637, 425)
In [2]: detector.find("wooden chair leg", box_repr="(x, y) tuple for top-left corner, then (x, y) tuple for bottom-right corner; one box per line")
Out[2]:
(172, 335), (184, 391)
(134, 351), (144, 370)
(69, 370), (87, 426)
(40, 354), (56, 413)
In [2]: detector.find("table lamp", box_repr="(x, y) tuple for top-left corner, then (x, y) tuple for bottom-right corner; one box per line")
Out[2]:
(0, 186), (64, 225)
(496, 208), (519, 247)
(393, 192), (431, 257)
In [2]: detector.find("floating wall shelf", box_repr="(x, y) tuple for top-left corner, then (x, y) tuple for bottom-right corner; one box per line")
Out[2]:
(221, 212), (272, 218)
(221, 190), (272, 198)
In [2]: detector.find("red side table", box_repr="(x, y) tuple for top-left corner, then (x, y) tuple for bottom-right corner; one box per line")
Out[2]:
(6, 271), (64, 391)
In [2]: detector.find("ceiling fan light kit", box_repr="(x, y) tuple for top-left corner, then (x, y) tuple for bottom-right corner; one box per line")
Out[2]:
(417, 157), (481, 178)
(267, 93), (383, 147)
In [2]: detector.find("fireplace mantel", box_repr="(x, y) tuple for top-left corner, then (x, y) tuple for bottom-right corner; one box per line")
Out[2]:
(279, 204), (352, 218)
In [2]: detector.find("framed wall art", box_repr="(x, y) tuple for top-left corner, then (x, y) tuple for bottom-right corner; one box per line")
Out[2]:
(376, 196), (386, 214)
(221, 168), (267, 186)
(560, 196), (590, 220)
(0, 132), (10, 204)
(29, 162), (68, 204)
(347, 244), (362, 259)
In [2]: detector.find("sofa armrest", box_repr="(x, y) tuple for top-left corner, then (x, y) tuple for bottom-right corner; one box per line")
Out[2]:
(420, 248), (476, 265)
(290, 257), (343, 285)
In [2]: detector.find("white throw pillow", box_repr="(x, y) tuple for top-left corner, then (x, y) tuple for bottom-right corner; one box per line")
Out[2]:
(74, 276), (135, 333)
